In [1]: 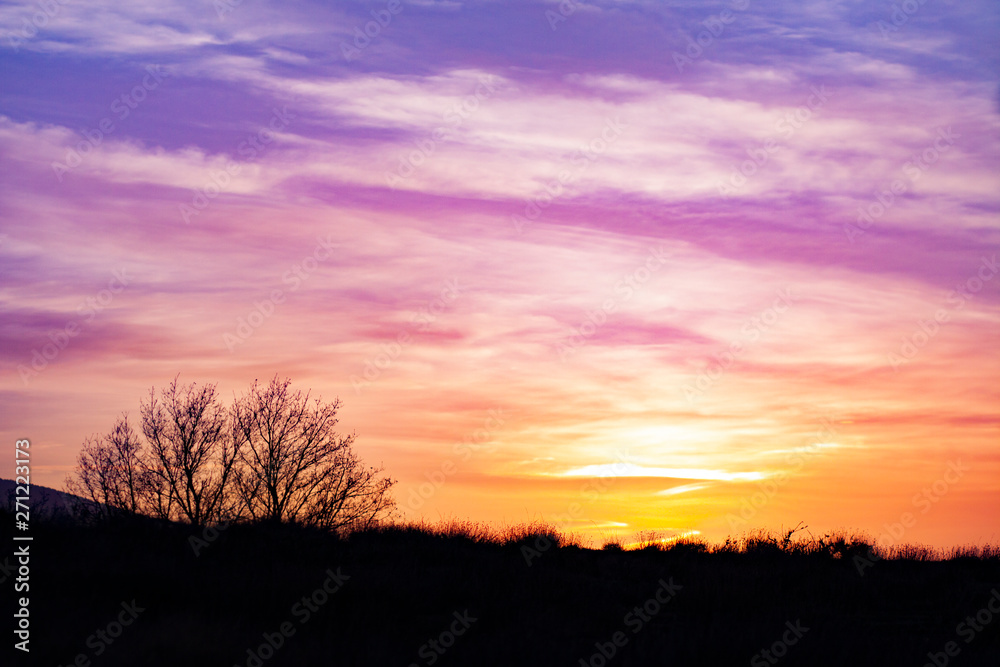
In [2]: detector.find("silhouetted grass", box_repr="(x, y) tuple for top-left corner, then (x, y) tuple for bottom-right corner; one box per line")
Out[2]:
(370, 521), (997, 563)
(5, 510), (999, 666)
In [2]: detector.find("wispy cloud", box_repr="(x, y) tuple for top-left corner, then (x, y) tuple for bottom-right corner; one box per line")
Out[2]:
(559, 464), (768, 482)
(1, 0), (997, 548)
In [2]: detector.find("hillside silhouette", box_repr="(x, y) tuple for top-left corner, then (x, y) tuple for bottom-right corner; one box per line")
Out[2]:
(3, 494), (999, 667)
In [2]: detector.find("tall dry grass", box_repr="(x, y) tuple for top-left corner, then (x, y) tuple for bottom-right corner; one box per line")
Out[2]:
(359, 519), (999, 561)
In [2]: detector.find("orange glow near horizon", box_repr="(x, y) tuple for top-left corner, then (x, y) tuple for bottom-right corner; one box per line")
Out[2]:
(11, 317), (998, 551)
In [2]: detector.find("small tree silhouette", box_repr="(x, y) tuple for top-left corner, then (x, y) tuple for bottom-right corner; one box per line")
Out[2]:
(66, 414), (150, 521)
(141, 378), (238, 525)
(232, 376), (396, 530)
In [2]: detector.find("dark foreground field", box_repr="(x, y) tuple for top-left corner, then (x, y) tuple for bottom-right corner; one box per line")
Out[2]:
(3, 511), (999, 667)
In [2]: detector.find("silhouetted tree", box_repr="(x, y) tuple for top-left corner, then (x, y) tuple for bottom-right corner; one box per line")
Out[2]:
(232, 376), (396, 530)
(66, 375), (395, 531)
(66, 414), (151, 521)
(141, 378), (238, 525)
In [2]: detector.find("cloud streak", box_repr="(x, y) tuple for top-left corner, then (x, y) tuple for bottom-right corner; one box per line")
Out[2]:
(1, 0), (997, 547)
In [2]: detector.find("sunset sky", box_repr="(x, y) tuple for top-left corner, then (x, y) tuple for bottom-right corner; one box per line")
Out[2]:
(1, 0), (997, 548)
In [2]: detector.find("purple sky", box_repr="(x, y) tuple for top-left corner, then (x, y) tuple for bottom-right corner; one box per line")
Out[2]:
(1, 0), (998, 546)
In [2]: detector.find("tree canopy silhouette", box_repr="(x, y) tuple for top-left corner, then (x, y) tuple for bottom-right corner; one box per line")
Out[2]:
(232, 376), (395, 529)
(142, 378), (237, 525)
(67, 375), (396, 530)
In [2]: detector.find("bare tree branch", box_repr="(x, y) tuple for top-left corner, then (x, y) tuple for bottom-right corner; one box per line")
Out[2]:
(232, 376), (396, 529)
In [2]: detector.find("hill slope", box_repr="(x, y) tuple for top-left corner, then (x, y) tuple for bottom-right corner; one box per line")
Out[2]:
(2, 514), (999, 666)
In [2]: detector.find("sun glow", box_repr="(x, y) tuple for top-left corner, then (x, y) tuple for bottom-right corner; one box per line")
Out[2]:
(558, 463), (770, 482)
